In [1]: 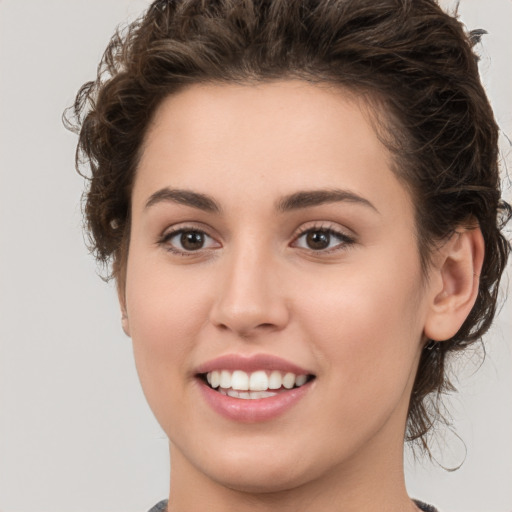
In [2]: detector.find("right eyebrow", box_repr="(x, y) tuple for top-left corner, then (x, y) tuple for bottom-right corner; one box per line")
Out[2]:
(144, 188), (222, 213)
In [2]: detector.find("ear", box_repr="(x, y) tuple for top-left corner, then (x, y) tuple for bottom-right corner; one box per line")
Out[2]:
(117, 281), (131, 338)
(423, 225), (484, 342)
(121, 309), (131, 337)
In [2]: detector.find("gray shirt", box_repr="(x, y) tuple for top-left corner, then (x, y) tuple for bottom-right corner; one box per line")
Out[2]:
(147, 498), (439, 511)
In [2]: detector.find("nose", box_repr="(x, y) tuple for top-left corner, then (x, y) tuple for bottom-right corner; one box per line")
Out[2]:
(209, 243), (290, 338)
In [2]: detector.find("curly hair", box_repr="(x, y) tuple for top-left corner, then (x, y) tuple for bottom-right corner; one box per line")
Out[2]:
(66, 0), (511, 454)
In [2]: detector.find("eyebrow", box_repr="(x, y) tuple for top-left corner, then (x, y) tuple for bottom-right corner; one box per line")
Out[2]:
(144, 187), (378, 214)
(145, 188), (221, 213)
(275, 188), (378, 213)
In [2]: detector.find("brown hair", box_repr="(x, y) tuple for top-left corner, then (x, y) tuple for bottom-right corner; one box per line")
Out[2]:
(66, 0), (511, 454)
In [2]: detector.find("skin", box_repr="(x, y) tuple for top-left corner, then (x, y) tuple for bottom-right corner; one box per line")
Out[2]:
(121, 81), (483, 512)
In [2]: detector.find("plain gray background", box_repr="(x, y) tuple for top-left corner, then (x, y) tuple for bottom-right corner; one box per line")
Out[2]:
(0, 1), (510, 511)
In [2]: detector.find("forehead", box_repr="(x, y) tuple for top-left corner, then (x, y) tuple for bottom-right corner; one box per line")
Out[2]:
(133, 80), (412, 220)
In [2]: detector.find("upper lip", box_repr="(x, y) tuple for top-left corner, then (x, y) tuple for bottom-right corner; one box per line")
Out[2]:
(194, 353), (313, 375)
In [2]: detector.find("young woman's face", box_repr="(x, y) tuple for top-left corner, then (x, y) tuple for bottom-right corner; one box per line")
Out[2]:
(124, 81), (432, 492)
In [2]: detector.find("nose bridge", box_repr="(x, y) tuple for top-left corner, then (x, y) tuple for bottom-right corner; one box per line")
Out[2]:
(210, 234), (288, 336)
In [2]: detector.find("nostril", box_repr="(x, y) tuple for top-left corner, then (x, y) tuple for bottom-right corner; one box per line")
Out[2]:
(208, 280), (290, 336)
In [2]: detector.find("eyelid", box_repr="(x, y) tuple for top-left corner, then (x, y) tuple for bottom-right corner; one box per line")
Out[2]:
(157, 221), (355, 256)
(158, 223), (222, 256)
(291, 222), (356, 252)
(294, 221), (354, 238)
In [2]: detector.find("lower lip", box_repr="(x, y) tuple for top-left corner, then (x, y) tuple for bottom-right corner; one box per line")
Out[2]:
(197, 379), (313, 423)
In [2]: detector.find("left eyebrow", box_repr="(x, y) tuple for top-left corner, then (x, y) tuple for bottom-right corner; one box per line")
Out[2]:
(275, 189), (379, 214)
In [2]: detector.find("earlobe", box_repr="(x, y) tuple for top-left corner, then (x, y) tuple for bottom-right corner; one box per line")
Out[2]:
(423, 226), (484, 342)
(121, 310), (131, 337)
(118, 281), (131, 337)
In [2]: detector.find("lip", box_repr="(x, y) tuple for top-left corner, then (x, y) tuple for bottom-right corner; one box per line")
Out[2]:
(194, 353), (313, 375)
(194, 353), (315, 423)
(196, 377), (314, 423)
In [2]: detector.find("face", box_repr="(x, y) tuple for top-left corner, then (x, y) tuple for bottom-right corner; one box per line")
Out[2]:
(124, 81), (431, 493)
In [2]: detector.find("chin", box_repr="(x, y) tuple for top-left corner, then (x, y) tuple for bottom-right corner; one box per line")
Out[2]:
(211, 441), (338, 496)
(209, 462), (310, 495)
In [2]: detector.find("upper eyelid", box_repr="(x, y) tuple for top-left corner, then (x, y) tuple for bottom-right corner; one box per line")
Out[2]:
(293, 222), (355, 240)
(160, 221), (217, 238)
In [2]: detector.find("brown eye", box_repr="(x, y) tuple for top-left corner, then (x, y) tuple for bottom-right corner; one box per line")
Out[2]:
(293, 227), (354, 253)
(180, 231), (205, 251)
(305, 230), (331, 250)
(160, 228), (220, 255)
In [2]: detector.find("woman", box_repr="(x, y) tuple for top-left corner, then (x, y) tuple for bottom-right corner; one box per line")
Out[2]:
(68, 0), (510, 511)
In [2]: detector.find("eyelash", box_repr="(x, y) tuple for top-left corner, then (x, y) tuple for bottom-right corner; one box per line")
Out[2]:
(157, 227), (219, 257)
(157, 223), (355, 257)
(293, 223), (356, 254)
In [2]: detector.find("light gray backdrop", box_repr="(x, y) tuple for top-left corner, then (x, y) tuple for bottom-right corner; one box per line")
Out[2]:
(0, 1), (510, 511)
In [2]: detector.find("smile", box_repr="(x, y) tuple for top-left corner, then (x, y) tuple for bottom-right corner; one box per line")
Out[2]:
(203, 370), (312, 399)
(195, 354), (316, 422)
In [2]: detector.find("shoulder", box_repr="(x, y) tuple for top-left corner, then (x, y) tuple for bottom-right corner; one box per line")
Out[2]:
(414, 499), (440, 512)
(146, 499), (438, 512)
(147, 500), (168, 512)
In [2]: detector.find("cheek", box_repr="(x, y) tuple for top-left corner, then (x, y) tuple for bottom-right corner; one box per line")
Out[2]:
(123, 253), (213, 415)
(126, 255), (208, 348)
(296, 251), (425, 405)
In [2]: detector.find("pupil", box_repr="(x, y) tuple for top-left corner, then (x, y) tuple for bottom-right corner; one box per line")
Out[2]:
(181, 231), (204, 250)
(307, 230), (330, 250)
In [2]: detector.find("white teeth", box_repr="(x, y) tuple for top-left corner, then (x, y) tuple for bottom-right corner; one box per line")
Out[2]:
(282, 372), (295, 389)
(210, 370), (220, 388)
(249, 370), (269, 391)
(295, 374), (307, 387)
(249, 390), (277, 399)
(205, 369), (310, 394)
(268, 370), (282, 389)
(224, 389), (278, 399)
(231, 370), (249, 391)
(220, 370), (231, 388)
